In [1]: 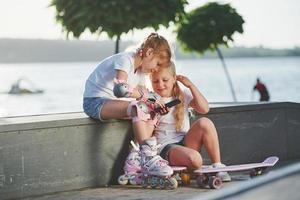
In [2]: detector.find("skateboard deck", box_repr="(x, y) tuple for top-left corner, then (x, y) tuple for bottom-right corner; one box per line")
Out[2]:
(195, 156), (279, 174)
(171, 166), (187, 171)
(194, 156), (279, 189)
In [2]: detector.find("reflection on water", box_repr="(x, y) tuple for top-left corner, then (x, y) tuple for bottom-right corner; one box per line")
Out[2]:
(0, 57), (299, 117)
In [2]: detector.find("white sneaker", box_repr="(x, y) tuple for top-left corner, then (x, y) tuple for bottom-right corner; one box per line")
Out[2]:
(212, 163), (231, 182)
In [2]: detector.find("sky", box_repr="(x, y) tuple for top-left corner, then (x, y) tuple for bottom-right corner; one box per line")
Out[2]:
(0, 0), (300, 49)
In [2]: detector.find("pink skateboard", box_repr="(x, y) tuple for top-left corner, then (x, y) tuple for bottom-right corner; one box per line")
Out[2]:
(194, 156), (279, 189)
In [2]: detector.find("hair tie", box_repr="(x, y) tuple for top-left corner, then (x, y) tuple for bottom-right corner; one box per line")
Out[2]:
(148, 32), (159, 39)
(138, 49), (143, 57)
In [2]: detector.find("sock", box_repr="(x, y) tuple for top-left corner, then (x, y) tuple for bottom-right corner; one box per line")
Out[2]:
(212, 162), (223, 167)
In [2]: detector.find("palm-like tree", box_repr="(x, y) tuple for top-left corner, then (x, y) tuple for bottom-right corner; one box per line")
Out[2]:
(51, 0), (187, 53)
(177, 2), (244, 101)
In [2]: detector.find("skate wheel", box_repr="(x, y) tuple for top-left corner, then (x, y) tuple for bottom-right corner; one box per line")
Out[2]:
(159, 179), (165, 189)
(167, 177), (178, 189)
(196, 175), (207, 188)
(130, 174), (142, 185)
(129, 178), (137, 185)
(141, 178), (148, 188)
(181, 173), (190, 185)
(118, 175), (128, 185)
(150, 177), (159, 188)
(150, 181), (157, 189)
(208, 176), (222, 189)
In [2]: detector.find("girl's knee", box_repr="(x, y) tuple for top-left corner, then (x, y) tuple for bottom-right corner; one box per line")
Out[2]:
(196, 117), (215, 132)
(188, 151), (202, 169)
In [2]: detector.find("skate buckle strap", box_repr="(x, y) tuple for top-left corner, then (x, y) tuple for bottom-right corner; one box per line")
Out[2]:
(148, 143), (161, 152)
(142, 148), (157, 157)
(157, 159), (169, 167)
(130, 140), (140, 151)
(143, 155), (169, 171)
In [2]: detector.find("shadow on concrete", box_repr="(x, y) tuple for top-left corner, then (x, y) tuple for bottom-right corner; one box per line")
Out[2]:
(87, 119), (133, 186)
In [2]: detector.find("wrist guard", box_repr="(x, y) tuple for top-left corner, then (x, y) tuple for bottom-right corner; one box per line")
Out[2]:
(113, 79), (134, 98)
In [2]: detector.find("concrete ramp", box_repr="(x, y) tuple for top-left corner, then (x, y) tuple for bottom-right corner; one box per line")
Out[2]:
(195, 161), (300, 200)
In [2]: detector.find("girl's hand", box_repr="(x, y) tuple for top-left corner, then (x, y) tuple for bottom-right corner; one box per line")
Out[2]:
(176, 75), (193, 88)
(155, 100), (169, 115)
(158, 106), (169, 115)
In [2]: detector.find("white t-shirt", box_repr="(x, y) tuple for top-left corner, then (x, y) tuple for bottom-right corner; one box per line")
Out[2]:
(83, 51), (147, 99)
(154, 89), (193, 153)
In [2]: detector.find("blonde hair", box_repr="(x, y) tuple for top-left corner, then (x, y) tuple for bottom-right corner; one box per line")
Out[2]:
(152, 61), (185, 131)
(138, 33), (172, 67)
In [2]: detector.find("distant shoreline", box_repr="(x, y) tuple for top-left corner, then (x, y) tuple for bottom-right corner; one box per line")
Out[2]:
(1, 38), (299, 63)
(1, 56), (300, 64)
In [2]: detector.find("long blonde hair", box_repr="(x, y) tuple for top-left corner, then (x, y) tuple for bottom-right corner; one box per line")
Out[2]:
(152, 61), (185, 131)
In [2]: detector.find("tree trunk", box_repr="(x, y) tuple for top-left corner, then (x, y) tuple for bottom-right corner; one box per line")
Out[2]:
(115, 35), (120, 54)
(216, 47), (237, 102)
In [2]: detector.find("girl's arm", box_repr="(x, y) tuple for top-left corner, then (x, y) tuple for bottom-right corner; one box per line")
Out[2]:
(115, 70), (143, 99)
(177, 75), (209, 114)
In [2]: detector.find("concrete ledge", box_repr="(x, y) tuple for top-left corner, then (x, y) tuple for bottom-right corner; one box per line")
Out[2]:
(0, 114), (134, 199)
(0, 102), (300, 199)
(0, 112), (100, 132)
(193, 102), (300, 164)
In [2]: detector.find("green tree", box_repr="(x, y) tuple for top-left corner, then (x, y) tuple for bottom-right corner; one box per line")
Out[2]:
(51, 0), (187, 53)
(177, 2), (244, 101)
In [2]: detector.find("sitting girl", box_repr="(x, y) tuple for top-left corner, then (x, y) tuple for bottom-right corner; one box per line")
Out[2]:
(150, 61), (231, 181)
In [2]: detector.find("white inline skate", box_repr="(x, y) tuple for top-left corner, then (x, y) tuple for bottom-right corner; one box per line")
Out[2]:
(140, 137), (178, 189)
(118, 141), (143, 185)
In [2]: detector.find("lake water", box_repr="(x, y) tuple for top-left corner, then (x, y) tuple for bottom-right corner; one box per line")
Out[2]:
(0, 57), (299, 117)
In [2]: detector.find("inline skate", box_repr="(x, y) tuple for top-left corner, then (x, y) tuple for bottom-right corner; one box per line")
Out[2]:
(118, 141), (143, 185)
(140, 137), (178, 189)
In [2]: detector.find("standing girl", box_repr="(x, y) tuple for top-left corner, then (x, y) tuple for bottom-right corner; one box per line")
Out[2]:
(83, 33), (173, 180)
(150, 61), (231, 181)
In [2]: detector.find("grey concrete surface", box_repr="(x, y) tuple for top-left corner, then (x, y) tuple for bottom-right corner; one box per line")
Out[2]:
(0, 102), (300, 199)
(18, 173), (263, 200)
(21, 183), (220, 200)
(21, 161), (300, 200)
(226, 173), (300, 200)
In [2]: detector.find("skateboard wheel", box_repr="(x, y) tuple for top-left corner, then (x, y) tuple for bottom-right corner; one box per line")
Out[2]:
(196, 175), (208, 188)
(250, 168), (264, 178)
(208, 176), (222, 189)
(250, 169), (256, 178)
(118, 175), (128, 185)
(167, 177), (178, 189)
(181, 173), (190, 185)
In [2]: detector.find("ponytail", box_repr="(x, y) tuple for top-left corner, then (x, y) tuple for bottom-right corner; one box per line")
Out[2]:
(172, 82), (185, 132)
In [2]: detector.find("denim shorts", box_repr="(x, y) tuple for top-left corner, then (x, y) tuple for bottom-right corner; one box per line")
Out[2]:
(159, 138), (185, 161)
(83, 97), (108, 121)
